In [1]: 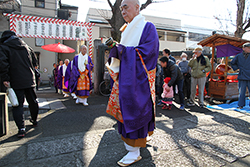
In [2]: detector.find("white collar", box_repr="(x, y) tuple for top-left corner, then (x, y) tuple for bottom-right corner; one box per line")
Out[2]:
(120, 13), (147, 47)
(78, 52), (88, 72)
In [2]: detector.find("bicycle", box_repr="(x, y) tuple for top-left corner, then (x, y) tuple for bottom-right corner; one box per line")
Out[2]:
(99, 79), (111, 96)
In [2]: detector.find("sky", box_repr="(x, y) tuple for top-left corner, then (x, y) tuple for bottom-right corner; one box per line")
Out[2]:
(62, 0), (250, 39)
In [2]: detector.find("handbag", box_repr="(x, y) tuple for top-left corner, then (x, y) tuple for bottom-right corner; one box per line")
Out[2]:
(6, 87), (19, 107)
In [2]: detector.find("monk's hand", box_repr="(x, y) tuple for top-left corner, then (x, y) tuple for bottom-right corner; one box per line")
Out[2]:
(3, 81), (10, 88)
(109, 42), (117, 49)
(105, 37), (117, 49)
(90, 90), (93, 94)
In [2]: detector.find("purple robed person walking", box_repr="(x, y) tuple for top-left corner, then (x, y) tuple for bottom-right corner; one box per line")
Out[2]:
(53, 63), (58, 93)
(57, 60), (63, 94)
(105, 0), (159, 166)
(70, 45), (93, 106)
(64, 60), (77, 99)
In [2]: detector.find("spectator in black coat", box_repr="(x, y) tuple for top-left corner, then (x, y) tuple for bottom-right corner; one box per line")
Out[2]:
(0, 30), (39, 138)
(163, 48), (176, 63)
(159, 56), (185, 110)
(34, 66), (40, 91)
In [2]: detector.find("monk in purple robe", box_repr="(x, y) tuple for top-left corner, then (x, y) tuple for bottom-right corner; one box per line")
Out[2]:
(58, 59), (70, 97)
(70, 45), (93, 106)
(57, 60), (63, 94)
(52, 63), (58, 93)
(105, 0), (159, 166)
(64, 60), (77, 99)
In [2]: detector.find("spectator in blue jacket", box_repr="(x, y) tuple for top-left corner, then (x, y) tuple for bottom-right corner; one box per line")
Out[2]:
(231, 42), (250, 109)
(178, 52), (191, 100)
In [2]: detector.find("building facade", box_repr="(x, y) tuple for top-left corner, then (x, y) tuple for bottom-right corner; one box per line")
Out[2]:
(1, 0), (79, 83)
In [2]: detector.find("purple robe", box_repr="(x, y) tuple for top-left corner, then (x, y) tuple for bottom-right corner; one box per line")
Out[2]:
(70, 55), (93, 96)
(109, 22), (159, 139)
(64, 61), (72, 91)
(57, 66), (63, 89)
(53, 67), (58, 87)
(58, 65), (69, 92)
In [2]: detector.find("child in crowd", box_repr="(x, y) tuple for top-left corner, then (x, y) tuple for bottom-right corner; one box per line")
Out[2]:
(161, 77), (174, 110)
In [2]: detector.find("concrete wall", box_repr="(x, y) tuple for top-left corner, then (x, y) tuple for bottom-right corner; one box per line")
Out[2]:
(92, 26), (100, 40)
(0, 14), (10, 35)
(60, 40), (78, 62)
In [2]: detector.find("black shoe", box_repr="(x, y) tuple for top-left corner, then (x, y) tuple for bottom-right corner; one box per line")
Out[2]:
(30, 119), (38, 127)
(199, 104), (206, 108)
(237, 106), (243, 109)
(17, 129), (26, 138)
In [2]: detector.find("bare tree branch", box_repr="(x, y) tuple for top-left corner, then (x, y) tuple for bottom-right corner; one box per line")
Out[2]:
(235, 0), (245, 37)
(107, 0), (113, 11)
(243, 17), (250, 30)
(140, 0), (153, 11)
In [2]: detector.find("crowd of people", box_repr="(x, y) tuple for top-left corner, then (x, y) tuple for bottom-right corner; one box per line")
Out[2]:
(156, 46), (212, 110)
(1, 0), (250, 165)
(53, 45), (93, 106)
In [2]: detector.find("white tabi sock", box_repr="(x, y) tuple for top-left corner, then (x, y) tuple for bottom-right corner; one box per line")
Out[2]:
(77, 97), (82, 103)
(83, 98), (88, 106)
(119, 142), (140, 164)
(71, 93), (77, 99)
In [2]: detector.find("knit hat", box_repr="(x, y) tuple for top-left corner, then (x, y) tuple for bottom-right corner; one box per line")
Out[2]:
(0, 30), (16, 43)
(193, 47), (203, 52)
(164, 77), (171, 83)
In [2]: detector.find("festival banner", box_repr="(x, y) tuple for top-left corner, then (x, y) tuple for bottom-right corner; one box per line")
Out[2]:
(3, 13), (95, 41)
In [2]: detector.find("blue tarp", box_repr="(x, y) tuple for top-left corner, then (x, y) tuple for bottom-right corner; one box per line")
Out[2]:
(207, 99), (250, 113)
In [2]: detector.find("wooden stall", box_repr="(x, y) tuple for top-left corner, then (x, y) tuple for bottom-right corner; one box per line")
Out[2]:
(198, 34), (250, 100)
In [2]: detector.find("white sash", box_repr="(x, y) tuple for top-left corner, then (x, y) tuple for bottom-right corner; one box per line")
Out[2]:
(108, 14), (147, 73)
(78, 52), (88, 72)
(62, 64), (67, 76)
(120, 13), (147, 47)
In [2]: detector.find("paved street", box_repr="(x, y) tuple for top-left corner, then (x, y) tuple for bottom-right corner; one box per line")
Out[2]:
(0, 86), (250, 167)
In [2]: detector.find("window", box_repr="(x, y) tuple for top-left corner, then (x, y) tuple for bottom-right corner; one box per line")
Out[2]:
(188, 32), (208, 41)
(99, 27), (111, 38)
(35, 0), (45, 8)
(35, 38), (45, 46)
(167, 32), (185, 42)
(157, 31), (165, 41)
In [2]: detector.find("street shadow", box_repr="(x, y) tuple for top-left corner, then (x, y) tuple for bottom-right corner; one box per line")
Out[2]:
(0, 91), (120, 166)
(153, 98), (250, 166)
(88, 129), (156, 167)
(1, 87), (249, 166)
